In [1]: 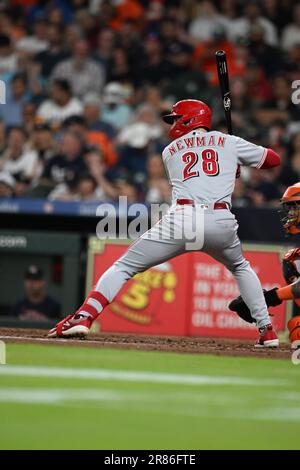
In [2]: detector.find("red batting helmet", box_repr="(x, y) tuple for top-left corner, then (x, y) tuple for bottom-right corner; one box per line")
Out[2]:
(162, 99), (212, 140)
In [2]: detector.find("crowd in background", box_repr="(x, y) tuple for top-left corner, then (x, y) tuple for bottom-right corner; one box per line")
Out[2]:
(0, 0), (299, 207)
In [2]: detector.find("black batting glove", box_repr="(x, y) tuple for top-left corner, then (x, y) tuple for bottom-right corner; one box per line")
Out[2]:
(228, 296), (255, 324)
(263, 287), (282, 307)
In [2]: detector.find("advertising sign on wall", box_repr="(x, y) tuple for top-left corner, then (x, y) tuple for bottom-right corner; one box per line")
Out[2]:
(86, 238), (289, 339)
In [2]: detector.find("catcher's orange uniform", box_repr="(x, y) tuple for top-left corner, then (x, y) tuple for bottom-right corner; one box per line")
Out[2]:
(229, 183), (300, 345)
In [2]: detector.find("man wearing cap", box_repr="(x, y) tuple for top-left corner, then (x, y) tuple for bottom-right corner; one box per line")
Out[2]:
(83, 92), (116, 139)
(12, 266), (61, 321)
(37, 79), (83, 127)
(101, 82), (132, 130)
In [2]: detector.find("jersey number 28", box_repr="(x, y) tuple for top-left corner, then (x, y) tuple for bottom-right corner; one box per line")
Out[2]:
(182, 150), (219, 181)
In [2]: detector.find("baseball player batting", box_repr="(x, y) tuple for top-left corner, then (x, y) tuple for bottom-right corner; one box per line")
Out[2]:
(48, 99), (281, 347)
(229, 182), (300, 349)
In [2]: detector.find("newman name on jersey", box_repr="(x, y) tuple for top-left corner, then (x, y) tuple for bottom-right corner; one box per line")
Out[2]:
(162, 130), (267, 207)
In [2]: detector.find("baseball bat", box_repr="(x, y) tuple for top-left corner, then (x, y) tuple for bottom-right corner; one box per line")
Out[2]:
(215, 50), (240, 177)
(215, 50), (232, 134)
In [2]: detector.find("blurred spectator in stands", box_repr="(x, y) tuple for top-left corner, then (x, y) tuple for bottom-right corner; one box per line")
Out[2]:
(25, 122), (58, 196)
(117, 104), (162, 184)
(223, 76), (256, 139)
(27, 1), (73, 26)
(49, 143), (118, 201)
(261, 0), (290, 33)
(74, 173), (102, 201)
(117, 19), (142, 63)
(83, 146), (118, 199)
(136, 33), (172, 86)
(248, 23), (283, 78)
(73, 0), (92, 12)
(22, 101), (37, 135)
(108, 0), (144, 31)
(14, 174), (32, 197)
(82, 92), (116, 138)
(231, 178), (252, 208)
(49, 5), (71, 26)
(289, 151), (300, 180)
(74, 9), (99, 47)
(51, 38), (105, 98)
(16, 48), (43, 100)
(0, 34), (18, 79)
(0, 119), (6, 154)
(16, 16), (49, 54)
(115, 178), (138, 204)
(284, 44), (300, 81)
(35, 23), (69, 79)
(145, 153), (169, 204)
(11, 265), (61, 321)
(282, 3), (300, 51)
(93, 28), (115, 73)
(247, 167), (282, 207)
(192, 26), (235, 86)
(280, 132), (300, 187)
(144, 0), (164, 34)
(150, 109), (172, 154)
(217, 0), (238, 22)
(266, 122), (288, 163)
(0, 127), (39, 184)
(0, 7), (25, 41)
(246, 58), (274, 106)
(64, 22), (82, 50)
(40, 130), (86, 192)
(49, 171), (97, 201)
(160, 18), (193, 77)
(0, 172), (15, 198)
(37, 79), (83, 127)
(0, 73), (29, 127)
(101, 82), (132, 130)
(188, 0), (229, 43)
(157, 178), (172, 205)
(106, 47), (132, 83)
(229, 2), (278, 46)
(256, 75), (300, 127)
(143, 86), (166, 113)
(63, 114), (118, 167)
(31, 123), (57, 163)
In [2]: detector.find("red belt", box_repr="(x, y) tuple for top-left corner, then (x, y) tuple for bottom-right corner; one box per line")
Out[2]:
(176, 199), (228, 210)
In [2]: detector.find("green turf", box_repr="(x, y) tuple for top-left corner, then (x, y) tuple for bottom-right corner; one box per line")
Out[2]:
(0, 343), (300, 450)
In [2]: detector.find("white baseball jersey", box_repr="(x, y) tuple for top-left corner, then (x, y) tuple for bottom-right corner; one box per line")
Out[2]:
(162, 130), (267, 207)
